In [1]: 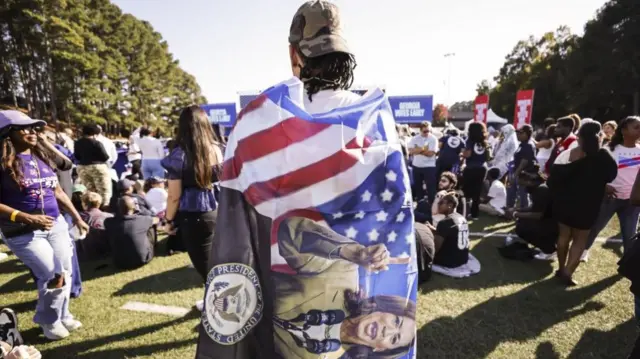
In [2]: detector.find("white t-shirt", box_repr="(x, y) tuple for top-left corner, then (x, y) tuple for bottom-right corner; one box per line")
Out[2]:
(302, 89), (361, 115)
(138, 136), (165, 160)
(97, 134), (118, 167)
(609, 144), (640, 199)
(146, 187), (168, 213)
(408, 134), (438, 168)
(487, 180), (506, 214)
(127, 134), (142, 162)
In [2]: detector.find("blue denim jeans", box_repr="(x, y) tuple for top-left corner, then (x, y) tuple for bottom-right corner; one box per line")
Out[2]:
(142, 159), (165, 179)
(3, 216), (75, 325)
(506, 173), (529, 209)
(586, 198), (640, 251)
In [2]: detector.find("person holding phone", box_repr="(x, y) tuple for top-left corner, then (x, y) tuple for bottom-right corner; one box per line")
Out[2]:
(0, 110), (89, 340)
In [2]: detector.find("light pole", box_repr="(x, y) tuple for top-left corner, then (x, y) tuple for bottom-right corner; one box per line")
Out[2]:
(444, 53), (455, 106)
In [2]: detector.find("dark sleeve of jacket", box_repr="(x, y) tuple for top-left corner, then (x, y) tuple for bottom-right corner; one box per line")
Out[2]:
(599, 148), (618, 184)
(51, 149), (73, 171)
(135, 195), (155, 216)
(195, 187), (275, 359)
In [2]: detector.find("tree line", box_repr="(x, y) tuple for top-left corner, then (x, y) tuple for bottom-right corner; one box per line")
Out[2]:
(0, 0), (206, 134)
(479, 0), (638, 126)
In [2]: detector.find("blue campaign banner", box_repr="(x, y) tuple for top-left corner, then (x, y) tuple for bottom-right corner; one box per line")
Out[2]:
(388, 95), (433, 123)
(201, 103), (237, 126)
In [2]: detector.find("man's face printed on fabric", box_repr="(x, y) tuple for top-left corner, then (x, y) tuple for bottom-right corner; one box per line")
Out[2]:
(347, 312), (415, 352)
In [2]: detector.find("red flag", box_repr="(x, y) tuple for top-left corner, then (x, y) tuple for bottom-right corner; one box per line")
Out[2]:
(514, 90), (535, 129)
(474, 95), (489, 124)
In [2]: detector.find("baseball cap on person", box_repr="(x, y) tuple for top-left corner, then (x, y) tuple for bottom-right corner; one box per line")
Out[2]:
(0, 110), (46, 138)
(288, 0), (351, 58)
(118, 179), (135, 191)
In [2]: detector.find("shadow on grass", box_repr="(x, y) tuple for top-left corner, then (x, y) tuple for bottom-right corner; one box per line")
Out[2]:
(113, 266), (202, 296)
(417, 275), (620, 359)
(0, 272), (33, 295)
(70, 339), (195, 358)
(0, 299), (37, 315)
(566, 319), (638, 359)
(33, 310), (200, 358)
(420, 238), (554, 294)
(602, 240), (624, 258)
(0, 257), (26, 276)
(536, 341), (561, 359)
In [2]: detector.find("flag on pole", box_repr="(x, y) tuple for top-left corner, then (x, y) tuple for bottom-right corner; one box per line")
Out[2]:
(196, 77), (418, 359)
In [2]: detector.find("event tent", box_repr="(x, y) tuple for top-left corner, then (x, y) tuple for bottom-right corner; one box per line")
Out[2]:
(486, 108), (508, 124)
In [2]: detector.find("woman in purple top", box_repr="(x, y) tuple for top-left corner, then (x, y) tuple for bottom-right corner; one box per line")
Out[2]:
(0, 111), (89, 340)
(162, 106), (223, 285)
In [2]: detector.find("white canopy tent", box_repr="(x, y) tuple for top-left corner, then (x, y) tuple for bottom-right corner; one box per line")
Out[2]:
(486, 109), (508, 124)
(463, 109), (509, 133)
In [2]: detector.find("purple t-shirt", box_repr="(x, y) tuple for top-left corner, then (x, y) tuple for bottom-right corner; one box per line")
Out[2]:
(0, 154), (60, 218)
(161, 147), (218, 212)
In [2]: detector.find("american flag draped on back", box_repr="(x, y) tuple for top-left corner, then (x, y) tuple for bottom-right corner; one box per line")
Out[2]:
(196, 77), (417, 359)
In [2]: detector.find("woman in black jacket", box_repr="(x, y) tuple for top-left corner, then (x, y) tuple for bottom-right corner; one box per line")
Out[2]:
(548, 122), (617, 286)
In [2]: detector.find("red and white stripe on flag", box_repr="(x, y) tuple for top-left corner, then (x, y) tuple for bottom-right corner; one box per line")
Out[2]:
(514, 89), (535, 129)
(474, 95), (489, 124)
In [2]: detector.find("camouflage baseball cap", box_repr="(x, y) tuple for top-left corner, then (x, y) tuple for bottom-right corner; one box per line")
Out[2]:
(288, 0), (351, 58)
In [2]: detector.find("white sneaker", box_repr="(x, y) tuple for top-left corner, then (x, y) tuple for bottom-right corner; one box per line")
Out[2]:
(41, 322), (70, 340)
(0, 252), (8, 262)
(61, 319), (82, 332)
(580, 250), (590, 262)
(195, 299), (204, 312)
(534, 251), (557, 261)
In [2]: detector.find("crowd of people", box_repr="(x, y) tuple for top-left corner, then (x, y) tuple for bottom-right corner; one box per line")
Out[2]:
(403, 115), (639, 330)
(0, 0), (638, 357)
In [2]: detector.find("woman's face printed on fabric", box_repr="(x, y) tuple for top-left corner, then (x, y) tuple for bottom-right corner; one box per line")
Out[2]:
(349, 312), (415, 352)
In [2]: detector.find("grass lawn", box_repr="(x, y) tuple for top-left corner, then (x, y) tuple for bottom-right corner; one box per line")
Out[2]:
(1, 217), (637, 358)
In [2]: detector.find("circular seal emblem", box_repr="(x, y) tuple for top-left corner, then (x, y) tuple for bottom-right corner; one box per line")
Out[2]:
(447, 136), (460, 148)
(202, 263), (263, 345)
(473, 143), (486, 155)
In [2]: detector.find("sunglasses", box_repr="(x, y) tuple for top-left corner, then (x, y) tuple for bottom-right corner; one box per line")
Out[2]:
(13, 125), (43, 134)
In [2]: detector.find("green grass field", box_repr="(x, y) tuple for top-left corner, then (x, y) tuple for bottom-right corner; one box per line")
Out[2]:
(0, 217), (637, 358)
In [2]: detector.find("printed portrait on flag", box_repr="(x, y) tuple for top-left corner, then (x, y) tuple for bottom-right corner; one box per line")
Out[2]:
(197, 77), (418, 359)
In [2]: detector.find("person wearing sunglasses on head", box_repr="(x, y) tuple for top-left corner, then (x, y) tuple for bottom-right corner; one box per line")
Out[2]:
(0, 110), (89, 340)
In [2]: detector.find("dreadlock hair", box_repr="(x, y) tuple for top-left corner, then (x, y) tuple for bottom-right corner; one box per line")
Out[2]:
(608, 116), (640, 151)
(296, 48), (357, 102)
(0, 137), (54, 188)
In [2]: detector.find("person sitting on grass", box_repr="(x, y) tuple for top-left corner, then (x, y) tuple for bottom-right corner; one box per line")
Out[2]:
(431, 171), (459, 226)
(479, 168), (507, 217)
(144, 177), (168, 217)
(75, 191), (114, 261)
(500, 168), (558, 261)
(109, 178), (154, 216)
(425, 193), (480, 277)
(105, 196), (159, 269)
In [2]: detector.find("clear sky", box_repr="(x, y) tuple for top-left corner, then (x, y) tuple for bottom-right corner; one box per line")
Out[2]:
(112, 0), (607, 106)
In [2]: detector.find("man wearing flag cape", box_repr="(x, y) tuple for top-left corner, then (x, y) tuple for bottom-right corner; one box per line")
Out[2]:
(195, 1), (418, 358)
